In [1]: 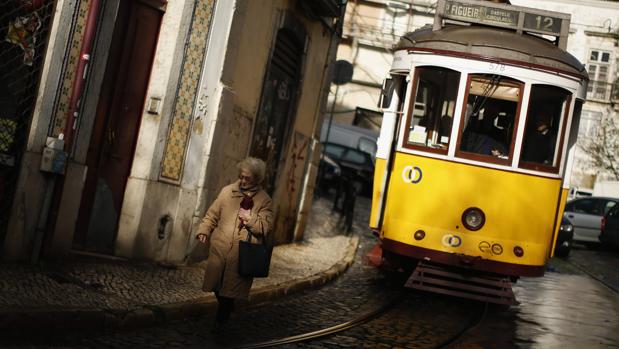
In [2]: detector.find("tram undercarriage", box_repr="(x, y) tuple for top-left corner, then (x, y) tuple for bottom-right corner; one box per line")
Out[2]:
(367, 243), (518, 305)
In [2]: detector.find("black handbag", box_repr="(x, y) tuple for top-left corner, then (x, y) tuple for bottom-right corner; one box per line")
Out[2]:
(238, 230), (273, 278)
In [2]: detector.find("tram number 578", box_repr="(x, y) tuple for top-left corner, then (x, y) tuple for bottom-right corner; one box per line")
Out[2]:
(489, 62), (505, 72)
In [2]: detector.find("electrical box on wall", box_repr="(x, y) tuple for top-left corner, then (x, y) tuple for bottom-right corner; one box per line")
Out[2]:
(40, 137), (67, 174)
(147, 96), (161, 115)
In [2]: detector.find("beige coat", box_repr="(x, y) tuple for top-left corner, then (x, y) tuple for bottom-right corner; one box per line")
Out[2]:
(197, 181), (273, 300)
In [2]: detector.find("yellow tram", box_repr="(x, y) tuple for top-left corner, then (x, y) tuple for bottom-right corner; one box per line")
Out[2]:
(368, 0), (589, 304)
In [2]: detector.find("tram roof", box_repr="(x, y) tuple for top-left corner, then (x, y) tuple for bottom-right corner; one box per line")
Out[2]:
(396, 25), (588, 80)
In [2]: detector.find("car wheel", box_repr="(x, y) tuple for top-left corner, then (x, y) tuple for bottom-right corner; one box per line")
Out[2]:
(352, 180), (363, 194)
(555, 246), (571, 258)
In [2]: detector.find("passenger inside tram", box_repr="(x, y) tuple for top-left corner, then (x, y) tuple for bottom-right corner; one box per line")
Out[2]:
(519, 84), (570, 169)
(521, 107), (557, 165)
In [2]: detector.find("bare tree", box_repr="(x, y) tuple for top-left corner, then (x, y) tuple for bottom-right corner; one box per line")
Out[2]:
(579, 110), (619, 180)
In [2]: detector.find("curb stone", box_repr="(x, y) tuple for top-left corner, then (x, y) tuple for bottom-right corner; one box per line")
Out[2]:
(0, 235), (360, 333)
(247, 235), (359, 305)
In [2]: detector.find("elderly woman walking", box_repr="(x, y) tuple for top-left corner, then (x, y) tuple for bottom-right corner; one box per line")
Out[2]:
(196, 157), (273, 332)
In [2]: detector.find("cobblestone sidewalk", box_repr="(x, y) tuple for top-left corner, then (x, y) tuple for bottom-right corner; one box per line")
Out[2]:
(0, 196), (358, 332)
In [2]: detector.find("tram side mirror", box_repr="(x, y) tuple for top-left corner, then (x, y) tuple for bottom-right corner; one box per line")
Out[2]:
(378, 78), (395, 109)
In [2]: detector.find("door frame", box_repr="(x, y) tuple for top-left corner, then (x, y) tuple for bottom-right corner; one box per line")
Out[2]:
(73, 0), (166, 252)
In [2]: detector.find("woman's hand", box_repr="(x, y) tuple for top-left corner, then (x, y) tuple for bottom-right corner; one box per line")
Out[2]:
(238, 208), (251, 225)
(196, 233), (209, 244)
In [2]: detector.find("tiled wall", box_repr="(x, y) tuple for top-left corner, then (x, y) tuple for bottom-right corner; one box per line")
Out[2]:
(160, 0), (216, 182)
(51, 0), (91, 137)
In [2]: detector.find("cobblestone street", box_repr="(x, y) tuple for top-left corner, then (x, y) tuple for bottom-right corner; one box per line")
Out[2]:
(3, 195), (619, 349)
(4, 195), (479, 348)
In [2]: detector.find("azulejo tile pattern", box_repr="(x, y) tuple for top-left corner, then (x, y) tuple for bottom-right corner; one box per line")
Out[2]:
(52, 0), (90, 137)
(160, 0), (216, 182)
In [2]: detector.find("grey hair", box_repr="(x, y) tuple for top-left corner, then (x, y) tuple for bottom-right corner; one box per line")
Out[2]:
(237, 157), (266, 184)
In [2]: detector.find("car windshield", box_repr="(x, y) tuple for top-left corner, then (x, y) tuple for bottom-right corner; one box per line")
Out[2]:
(324, 143), (373, 168)
(324, 144), (346, 159)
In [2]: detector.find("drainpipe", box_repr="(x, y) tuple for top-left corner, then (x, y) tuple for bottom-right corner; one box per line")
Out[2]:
(32, 0), (102, 263)
(64, 0), (102, 150)
(293, 4), (346, 241)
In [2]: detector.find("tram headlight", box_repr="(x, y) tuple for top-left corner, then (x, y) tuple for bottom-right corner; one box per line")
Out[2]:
(461, 207), (485, 231)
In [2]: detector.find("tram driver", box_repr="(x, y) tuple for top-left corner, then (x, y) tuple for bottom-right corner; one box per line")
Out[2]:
(461, 103), (509, 158)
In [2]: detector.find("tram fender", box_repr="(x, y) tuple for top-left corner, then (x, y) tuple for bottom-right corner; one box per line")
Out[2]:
(366, 242), (383, 268)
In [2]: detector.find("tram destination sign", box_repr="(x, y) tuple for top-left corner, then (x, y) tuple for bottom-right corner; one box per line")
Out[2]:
(445, 1), (519, 27)
(438, 0), (569, 39)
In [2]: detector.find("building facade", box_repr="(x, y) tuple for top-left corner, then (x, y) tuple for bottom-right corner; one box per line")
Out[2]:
(1, 0), (345, 263)
(511, 0), (619, 189)
(329, 0), (436, 128)
(333, 0), (619, 188)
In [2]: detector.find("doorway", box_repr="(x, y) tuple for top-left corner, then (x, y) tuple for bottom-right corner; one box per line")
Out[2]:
(73, 0), (165, 253)
(250, 16), (306, 194)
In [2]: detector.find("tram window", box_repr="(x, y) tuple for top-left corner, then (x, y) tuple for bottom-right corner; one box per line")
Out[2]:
(457, 74), (521, 163)
(403, 66), (460, 154)
(519, 85), (570, 171)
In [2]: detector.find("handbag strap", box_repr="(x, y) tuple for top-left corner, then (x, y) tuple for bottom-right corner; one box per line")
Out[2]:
(245, 228), (267, 245)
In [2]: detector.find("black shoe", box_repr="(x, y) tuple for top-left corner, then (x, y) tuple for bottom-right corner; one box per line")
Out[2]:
(210, 321), (226, 334)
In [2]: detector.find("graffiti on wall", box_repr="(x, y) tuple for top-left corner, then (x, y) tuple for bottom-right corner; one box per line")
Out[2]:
(281, 131), (308, 238)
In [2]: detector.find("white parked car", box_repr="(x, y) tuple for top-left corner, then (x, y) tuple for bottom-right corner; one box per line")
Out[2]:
(563, 197), (619, 245)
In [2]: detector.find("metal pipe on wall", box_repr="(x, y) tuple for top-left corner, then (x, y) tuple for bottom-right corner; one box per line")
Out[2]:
(32, 0), (102, 263)
(63, 0), (102, 151)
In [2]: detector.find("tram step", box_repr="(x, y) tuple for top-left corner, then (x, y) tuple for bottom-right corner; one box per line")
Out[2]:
(404, 261), (518, 305)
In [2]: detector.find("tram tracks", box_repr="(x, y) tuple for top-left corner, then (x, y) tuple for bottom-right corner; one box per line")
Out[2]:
(232, 293), (488, 349)
(232, 292), (404, 349)
(564, 258), (619, 295)
(434, 301), (488, 349)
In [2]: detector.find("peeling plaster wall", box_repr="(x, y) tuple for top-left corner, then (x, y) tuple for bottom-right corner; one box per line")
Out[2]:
(9, 0), (339, 263)
(3, 0), (76, 260)
(115, 0), (199, 260)
(207, 0), (339, 245)
(270, 21), (335, 243)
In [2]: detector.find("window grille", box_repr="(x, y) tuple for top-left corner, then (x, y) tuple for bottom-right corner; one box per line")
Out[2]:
(0, 0), (56, 243)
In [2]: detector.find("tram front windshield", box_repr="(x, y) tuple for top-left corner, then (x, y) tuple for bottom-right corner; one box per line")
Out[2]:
(402, 66), (571, 173)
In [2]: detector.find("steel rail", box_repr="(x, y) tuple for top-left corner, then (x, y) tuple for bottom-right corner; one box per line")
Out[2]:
(233, 293), (488, 349)
(565, 259), (619, 295)
(232, 293), (404, 349)
(433, 301), (488, 349)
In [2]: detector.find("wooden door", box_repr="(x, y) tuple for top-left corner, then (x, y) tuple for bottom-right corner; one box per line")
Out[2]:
(74, 0), (164, 252)
(250, 28), (305, 194)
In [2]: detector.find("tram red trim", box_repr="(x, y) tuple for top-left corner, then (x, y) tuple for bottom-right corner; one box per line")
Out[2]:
(382, 238), (545, 277)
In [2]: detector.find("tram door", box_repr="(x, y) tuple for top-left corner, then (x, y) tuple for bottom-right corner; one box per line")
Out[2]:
(73, 0), (164, 253)
(250, 26), (305, 194)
